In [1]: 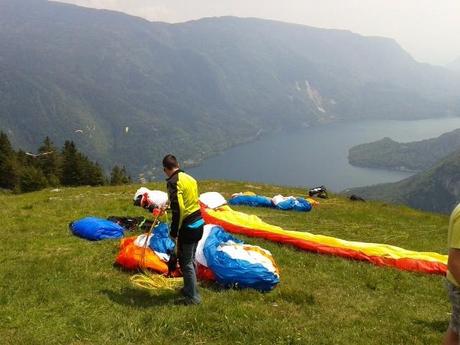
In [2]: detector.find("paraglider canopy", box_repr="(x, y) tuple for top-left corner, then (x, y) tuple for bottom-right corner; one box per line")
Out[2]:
(133, 187), (168, 209)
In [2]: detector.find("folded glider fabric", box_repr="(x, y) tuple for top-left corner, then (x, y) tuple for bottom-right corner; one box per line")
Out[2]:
(272, 194), (312, 212)
(228, 193), (312, 212)
(306, 198), (320, 206)
(133, 187), (168, 209)
(116, 236), (169, 273)
(70, 217), (124, 241)
(200, 225), (280, 291)
(200, 192), (228, 209)
(229, 195), (273, 208)
(148, 223), (175, 258)
(116, 222), (280, 291)
(200, 204), (447, 275)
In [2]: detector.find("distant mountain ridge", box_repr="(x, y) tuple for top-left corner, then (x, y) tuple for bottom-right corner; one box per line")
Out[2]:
(348, 128), (460, 171)
(1, 0), (460, 177)
(447, 57), (460, 72)
(346, 149), (460, 214)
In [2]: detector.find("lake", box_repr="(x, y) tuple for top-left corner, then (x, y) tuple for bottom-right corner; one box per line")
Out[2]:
(189, 118), (460, 192)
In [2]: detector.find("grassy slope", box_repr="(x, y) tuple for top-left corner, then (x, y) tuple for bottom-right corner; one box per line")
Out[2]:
(0, 180), (451, 345)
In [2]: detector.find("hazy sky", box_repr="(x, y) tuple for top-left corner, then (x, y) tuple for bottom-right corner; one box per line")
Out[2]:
(55, 0), (460, 65)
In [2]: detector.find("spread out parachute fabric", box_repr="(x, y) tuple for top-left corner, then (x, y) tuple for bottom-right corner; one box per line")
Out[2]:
(70, 217), (125, 241)
(199, 196), (447, 275)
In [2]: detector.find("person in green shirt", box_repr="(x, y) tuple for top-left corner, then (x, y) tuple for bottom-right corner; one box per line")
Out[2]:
(444, 204), (460, 345)
(163, 154), (204, 305)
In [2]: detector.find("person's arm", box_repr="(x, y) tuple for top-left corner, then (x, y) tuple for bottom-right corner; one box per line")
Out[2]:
(449, 248), (460, 283)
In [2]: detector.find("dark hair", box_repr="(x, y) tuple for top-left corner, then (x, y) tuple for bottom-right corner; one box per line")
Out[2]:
(162, 154), (179, 170)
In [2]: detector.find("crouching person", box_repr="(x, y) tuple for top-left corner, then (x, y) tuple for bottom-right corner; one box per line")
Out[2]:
(444, 204), (460, 345)
(163, 154), (204, 305)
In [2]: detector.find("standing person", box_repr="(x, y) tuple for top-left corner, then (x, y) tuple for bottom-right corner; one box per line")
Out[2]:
(163, 154), (204, 305)
(444, 204), (460, 345)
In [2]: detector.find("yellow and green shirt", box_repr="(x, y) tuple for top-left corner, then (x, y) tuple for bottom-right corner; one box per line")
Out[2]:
(166, 169), (202, 241)
(447, 203), (460, 286)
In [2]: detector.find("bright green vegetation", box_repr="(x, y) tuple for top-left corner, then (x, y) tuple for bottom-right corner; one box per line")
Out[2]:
(0, 180), (452, 344)
(348, 129), (460, 171)
(2, 0), (460, 177)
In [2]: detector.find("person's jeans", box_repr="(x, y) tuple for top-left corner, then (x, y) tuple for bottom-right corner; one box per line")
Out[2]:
(178, 241), (201, 304)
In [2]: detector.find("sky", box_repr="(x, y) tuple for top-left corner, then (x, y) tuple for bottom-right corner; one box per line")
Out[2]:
(55, 0), (460, 66)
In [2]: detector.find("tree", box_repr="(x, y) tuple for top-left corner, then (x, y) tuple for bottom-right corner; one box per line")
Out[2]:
(120, 166), (131, 184)
(38, 136), (61, 185)
(61, 140), (106, 186)
(110, 165), (131, 185)
(60, 140), (82, 186)
(0, 131), (20, 190)
(20, 166), (48, 192)
(84, 161), (106, 186)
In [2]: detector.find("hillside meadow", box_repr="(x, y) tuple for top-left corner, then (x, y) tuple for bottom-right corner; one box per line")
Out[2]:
(0, 181), (452, 344)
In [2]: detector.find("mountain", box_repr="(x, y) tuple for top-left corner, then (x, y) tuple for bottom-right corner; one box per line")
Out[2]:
(447, 57), (460, 72)
(348, 128), (460, 171)
(1, 0), (460, 177)
(346, 149), (460, 213)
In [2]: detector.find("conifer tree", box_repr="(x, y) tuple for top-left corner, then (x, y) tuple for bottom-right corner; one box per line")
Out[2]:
(120, 166), (131, 184)
(110, 165), (131, 185)
(85, 161), (106, 186)
(61, 140), (82, 186)
(110, 165), (123, 185)
(20, 166), (48, 192)
(61, 140), (106, 186)
(0, 131), (20, 190)
(38, 137), (61, 185)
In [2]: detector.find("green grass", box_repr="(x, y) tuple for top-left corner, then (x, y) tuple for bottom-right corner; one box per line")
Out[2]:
(0, 180), (451, 344)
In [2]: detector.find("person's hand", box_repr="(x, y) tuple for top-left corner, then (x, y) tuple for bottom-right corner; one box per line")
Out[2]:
(167, 249), (178, 276)
(152, 207), (165, 217)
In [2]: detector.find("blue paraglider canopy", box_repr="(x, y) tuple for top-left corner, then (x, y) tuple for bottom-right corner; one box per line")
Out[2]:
(70, 217), (125, 241)
(203, 225), (280, 292)
(229, 193), (312, 212)
(148, 222), (175, 254)
(228, 195), (273, 208)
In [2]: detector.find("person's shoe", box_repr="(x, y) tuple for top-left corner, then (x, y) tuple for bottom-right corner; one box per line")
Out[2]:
(174, 287), (186, 296)
(173, 297), (200, 306)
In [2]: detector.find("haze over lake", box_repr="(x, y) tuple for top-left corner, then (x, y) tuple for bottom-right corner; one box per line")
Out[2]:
(190, 118), (460, 191)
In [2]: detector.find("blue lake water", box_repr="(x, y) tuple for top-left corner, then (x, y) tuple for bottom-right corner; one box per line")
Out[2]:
(189, 118), (460, 191)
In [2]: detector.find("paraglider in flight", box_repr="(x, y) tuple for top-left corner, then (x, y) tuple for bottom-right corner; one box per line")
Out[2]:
(25, 151), (54, 158)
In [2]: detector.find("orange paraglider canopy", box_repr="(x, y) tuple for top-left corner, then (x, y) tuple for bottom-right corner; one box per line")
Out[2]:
(200, 204), (447, 275)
